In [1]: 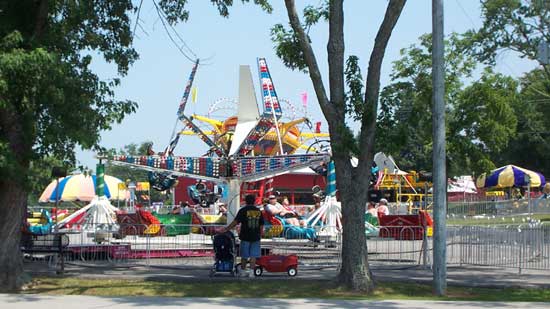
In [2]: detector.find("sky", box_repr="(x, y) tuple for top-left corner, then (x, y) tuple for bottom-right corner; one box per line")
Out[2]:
(77, 0), (538, 170)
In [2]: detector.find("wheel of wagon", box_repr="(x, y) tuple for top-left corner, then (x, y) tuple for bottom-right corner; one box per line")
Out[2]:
(253, 266), (263, 277)
(234, 263), (241, 276)
(287, 267), (297, 277)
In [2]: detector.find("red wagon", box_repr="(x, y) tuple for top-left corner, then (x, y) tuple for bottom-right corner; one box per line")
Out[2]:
(254, 254), (298, 277)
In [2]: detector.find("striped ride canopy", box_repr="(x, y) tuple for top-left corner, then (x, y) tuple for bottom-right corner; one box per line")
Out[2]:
(476, 165), (546, 188)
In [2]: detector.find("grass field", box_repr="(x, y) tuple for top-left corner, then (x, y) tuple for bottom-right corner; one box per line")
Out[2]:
(22, 277), (550, 302)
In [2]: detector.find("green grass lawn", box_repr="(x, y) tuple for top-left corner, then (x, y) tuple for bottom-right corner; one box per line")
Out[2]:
(22, 276), (550, 302)
(446, 213), (550, 226)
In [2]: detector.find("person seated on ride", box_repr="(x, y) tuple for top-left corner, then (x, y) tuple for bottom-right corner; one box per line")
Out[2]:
(172, 203), (183, 215)
(377, 198), (390, 217)
(217, 203), (227, 215)
(367, 201), (378, 217)
(265, 195), (305, 227)
(365, 201), (379, 226)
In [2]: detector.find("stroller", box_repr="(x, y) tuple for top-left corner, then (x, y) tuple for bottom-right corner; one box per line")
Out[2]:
(209, 231), (238, 277)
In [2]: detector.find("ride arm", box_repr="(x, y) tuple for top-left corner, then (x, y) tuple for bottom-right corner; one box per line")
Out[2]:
(300, 132), (330, 141)
(191, 114), (224, 134)
(179, 130), (215, 136)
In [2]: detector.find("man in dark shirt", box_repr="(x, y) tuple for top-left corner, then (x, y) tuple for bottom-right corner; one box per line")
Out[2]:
(221, 194), (264, 276)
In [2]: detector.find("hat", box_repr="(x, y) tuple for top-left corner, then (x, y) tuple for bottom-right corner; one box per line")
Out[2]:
(268, 194), (277, 199)
(379, 198), (388, 205)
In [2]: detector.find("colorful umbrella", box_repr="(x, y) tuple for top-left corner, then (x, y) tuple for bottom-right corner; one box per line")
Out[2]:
(39, 174), (129, 202)
(476, 165), (546, 188)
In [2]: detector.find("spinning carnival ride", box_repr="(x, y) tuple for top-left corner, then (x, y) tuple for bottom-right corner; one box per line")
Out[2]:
(107, 58), (331, 222)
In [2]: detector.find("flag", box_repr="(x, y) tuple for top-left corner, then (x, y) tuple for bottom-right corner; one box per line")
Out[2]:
(191, 87), (198, 103)
(301, 91), (308, 109)
(315, 121), (321, 133)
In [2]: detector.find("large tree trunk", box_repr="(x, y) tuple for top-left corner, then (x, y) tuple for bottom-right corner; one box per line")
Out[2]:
(0, 106), (30, 291)
(0, 181), (27, 291)
(334, 157), (372, 291)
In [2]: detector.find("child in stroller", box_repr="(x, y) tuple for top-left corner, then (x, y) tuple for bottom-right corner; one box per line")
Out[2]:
(209, 231), (238, 277)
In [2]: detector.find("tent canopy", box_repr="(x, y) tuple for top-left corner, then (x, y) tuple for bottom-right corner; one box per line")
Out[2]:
(39, 174), (128, 202)
(476, 165), (546, 189)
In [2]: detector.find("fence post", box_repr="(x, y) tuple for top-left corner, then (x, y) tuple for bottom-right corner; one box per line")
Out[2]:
(146, 225), (151, 268)
(422, 225), (429, 268)
(518, 225), (525, 275)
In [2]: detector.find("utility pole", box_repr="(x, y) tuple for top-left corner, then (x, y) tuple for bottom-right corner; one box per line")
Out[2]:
(432, 0), (447, 296)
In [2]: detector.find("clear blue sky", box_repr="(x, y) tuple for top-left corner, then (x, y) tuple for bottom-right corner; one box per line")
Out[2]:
(78, 0), (536, 170)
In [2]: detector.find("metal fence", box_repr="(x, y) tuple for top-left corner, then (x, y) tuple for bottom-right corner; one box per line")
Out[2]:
(22, 223), (550, 274)
(448, 198), (550, 217)
(446, 224), (550, 273)
(367, 226), (430, 267)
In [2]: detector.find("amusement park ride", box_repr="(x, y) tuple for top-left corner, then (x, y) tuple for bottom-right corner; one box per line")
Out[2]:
(106, 58), (332, 222)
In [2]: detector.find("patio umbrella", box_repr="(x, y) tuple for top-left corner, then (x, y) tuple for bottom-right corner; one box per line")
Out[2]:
(39, 174), (128, 202)
(476, 165), (546, 189)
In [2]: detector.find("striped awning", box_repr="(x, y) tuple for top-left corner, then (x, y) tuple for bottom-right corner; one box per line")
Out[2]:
(476, 165), (546, 188)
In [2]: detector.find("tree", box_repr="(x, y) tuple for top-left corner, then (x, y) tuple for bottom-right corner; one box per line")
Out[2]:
(0, 0), (273, 290)
(449, 69), (518, 175)
(271, 0), (407, 291)
(377, 33), (519, 177)
(0, 1), (138, 290)
(463, 0), (550, 68)
(496, 68), (550, 175)
(376, 33), (476, 174)
(462, 0), (550, 175)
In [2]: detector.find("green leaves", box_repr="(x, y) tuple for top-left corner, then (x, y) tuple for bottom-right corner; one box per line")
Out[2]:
(0, 1), (140, 185)
(270, 1), (328, 73)
(158, 0), (273, 23)
(271, 23), (308, 72)
(377, 32), (520, 176)
(344, 55), (364, 121)
(462, 0), (550, 65)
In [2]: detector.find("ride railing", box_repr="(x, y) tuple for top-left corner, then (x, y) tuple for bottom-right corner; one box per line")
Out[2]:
(30, 224), (217, 268)
(446, 224), (550, 272)
(23, 223), (343, 270)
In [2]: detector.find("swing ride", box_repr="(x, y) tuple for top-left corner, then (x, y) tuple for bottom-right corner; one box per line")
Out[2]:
(106, 58), (332, 224)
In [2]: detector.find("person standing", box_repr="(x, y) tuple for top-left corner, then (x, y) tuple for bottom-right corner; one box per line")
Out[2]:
(221, 194), (264, 277)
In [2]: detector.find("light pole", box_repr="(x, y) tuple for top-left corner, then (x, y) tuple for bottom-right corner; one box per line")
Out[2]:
(432, 0), (447, 296)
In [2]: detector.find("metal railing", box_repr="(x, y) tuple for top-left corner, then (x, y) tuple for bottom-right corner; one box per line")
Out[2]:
(447, 224), (550, 273)
(23, 222), (550, 274)
(448, 198), (550, 217)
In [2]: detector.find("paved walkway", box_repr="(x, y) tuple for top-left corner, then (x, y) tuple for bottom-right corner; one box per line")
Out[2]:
(1, 294), (549, 309)
(24, 262), (550, 289)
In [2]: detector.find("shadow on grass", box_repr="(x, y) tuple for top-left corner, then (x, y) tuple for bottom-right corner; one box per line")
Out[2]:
(20, 276), (550, 303)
